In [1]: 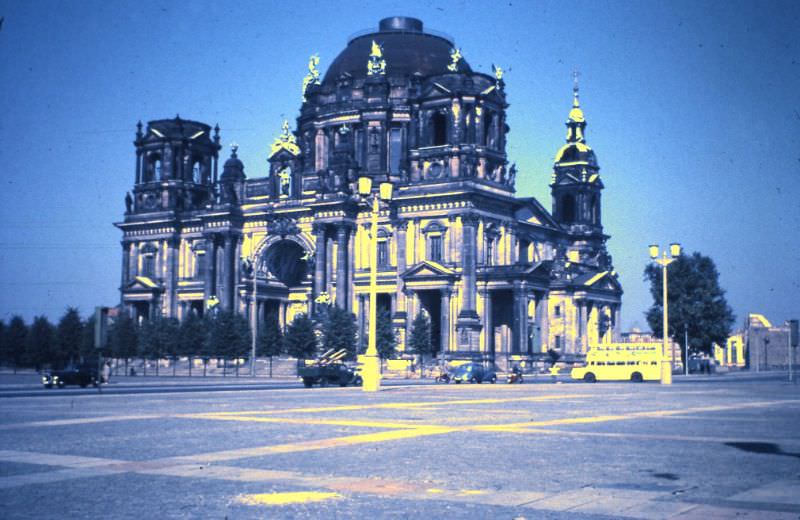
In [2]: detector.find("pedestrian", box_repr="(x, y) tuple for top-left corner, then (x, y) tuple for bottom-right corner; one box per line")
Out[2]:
(102, 361), (111, 384)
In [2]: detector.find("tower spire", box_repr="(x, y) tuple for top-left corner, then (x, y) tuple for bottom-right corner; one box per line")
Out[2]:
(566, 71), (586, 143)
(572, 69), (581, 108)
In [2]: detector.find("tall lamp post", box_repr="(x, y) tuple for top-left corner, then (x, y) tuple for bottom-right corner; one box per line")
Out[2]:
(649, 242), (681, 385)
(358, 176), (393, 392)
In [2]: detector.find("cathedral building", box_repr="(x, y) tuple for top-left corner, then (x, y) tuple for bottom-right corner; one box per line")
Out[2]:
(116, 16), (622, 365)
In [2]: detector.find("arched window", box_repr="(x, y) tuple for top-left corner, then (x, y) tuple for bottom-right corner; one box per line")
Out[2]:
(561, 194), (576, 223)
(192, 161), (201, 183)
(154, 159), (163, 180)
(431, 111), (447, 146)
(483, 112), (494, 147)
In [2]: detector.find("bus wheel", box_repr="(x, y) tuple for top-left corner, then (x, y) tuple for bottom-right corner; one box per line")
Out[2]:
(583, 372), (596, 383)
(630, 372), (643, 383)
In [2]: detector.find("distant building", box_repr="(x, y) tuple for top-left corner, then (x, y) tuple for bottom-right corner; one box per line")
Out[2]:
(714, 334), (745, 368)
(744, 314), (792, 371)
(115, 17), (623, 365)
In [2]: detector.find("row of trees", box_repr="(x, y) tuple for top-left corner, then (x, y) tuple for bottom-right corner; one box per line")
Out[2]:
(0, 303), (438, 372)
(0, 308), (92, 371)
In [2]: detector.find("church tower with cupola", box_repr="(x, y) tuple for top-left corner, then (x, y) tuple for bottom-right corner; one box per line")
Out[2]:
(551, 78), (603, 234)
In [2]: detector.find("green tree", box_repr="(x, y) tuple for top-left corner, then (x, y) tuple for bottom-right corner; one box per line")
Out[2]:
(139, 317), (180, 376)
(408, 311), (435, 363)
(205, 310), (251, 376)
(375, 309), (397, 360)
(80, 315), (96, 362)
(178, 312), (207, 376)
(321, 306), (357, 360)
(284, 313), (318, 360)
(26, 316), (56, 370)
(108, 313), (139, 376)
(644, 251), (735, 366)
(57, 307), (83, 367)
(257, 313), (283, 377)
(6, 316), (28, 371)
(257, 313), (284, 358)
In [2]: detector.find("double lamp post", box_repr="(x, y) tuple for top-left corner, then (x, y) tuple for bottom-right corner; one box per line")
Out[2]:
(649, 242), (681, 385)
(358, 176), (393, 392)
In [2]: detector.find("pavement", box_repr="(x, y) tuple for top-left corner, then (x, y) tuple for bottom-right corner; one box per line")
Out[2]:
(0, 374), (799, 519)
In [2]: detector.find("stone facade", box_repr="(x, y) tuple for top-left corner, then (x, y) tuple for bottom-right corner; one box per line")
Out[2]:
(115, 17), (623, 365)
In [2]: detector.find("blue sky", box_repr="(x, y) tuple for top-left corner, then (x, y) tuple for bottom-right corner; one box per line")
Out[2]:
(1, 0), (798, 332)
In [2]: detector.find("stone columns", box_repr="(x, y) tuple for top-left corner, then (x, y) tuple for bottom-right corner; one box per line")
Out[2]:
(440, 288), (452, 358)
(393, 220), (408, 324)
(121, 242), (131, 288)
(204, 233), (218, 300)
(457, 214), (481, 350)
(535, 292), (549, 352)
(313, 224), (327, 302)
(135, 150), (143, 184)
(222, 235), (237, 311)
(577, 301), (588, 353)
(405, 289), (418, 341)
(459, 215), (478, 315)
(512, 281), (528, 354)
(358, 294), (367, 353)
(335, 224), (350, 309)
(479, 287), (493, 358)
(166, 237), (179, 317)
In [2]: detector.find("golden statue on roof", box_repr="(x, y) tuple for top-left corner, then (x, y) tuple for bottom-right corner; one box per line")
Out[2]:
(492, 63), (504, 81)
(447, 48), (463, 72)
(367, 40), (386, 76)
(269, 120), (300, 158)
(301, 54), (321, 102)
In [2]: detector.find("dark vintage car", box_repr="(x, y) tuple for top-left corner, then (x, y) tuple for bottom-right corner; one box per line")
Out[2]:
(451, 363), (497, 384)
(299, 362), (362, 388)
(42, 364), (100, 388)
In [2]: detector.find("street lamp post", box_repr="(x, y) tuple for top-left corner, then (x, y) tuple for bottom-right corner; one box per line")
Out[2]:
(358, 176), (393, 392)
(249, 253), (258, 377)
(649, 242), (681, 385)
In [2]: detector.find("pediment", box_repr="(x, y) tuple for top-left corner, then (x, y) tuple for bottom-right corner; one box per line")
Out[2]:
(579, 271), (622, 292)
(514, 198), (558, 228)
(125, 276), (162, 292)
(401, 261), (456, 280)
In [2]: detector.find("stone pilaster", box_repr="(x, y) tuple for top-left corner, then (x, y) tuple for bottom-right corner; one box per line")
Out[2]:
(313, 223), (327, 304)
(440, 287), (452, 358)
(166, 237), (179, 317)
(335, 224), (350, 309)
(456, 214), (481, 350)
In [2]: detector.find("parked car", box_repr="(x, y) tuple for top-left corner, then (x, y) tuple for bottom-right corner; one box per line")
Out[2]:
(298, 349), (362, 388)
(42, 363), (100, 388)
(451, 363), (497, 384)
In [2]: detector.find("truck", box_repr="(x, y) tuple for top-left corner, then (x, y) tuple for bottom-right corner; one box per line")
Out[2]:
(298, 349), (363, 388)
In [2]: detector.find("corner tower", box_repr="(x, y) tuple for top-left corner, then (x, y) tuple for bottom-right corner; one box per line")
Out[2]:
(550, 79), (603, 233)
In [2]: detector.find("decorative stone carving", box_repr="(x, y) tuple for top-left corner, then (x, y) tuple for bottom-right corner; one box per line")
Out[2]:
(267, 216), (300, 238)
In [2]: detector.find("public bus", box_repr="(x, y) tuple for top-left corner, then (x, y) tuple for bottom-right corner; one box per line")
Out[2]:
(571, 343), (663, 383)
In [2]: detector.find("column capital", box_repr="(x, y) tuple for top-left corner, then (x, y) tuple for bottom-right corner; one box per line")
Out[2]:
(312, 222), (328, 234)
(461, 212), (480, 227)
(391, 219), (408, 231)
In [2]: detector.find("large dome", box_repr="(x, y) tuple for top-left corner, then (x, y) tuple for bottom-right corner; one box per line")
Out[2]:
(322, 17), (472, 85)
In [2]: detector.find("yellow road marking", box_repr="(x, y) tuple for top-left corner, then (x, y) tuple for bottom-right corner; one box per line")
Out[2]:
(183, 414), (422, 430)
(168, 425), (457, 464)
(198, 394), (591, 417)
(235, 491), (342, 505)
